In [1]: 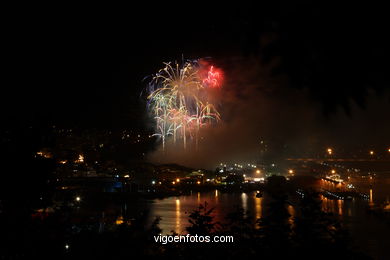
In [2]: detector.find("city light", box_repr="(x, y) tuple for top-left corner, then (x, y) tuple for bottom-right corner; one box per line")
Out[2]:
(75, 196), (81, 202)
(115, 216), (124, 225)
(151, 180), (156, 185)
(331, 169), (336, 174)
(288, 169), (294, 174)
(327, 148), (333, 155)
(254, 177), (265, 182)
(75, 154), (84, 163)
(369, 150), (374, 155)
(176, 178), (180, 183)
(256, 170), (261, 174)
(197, 181), (201, 184)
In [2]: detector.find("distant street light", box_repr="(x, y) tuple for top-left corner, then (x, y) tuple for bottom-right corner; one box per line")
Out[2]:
(256, 170), (261, 174)
(288, 169), (294, 174)
(331, 169), (336, 174)
(369, 150), (374, 155)
(327, 148), (333, 155)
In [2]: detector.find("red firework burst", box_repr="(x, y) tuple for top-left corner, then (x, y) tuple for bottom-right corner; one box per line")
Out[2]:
(203, 66), (223, 88)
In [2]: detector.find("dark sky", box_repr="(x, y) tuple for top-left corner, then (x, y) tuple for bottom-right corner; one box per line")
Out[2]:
(3, 1), (390, 133)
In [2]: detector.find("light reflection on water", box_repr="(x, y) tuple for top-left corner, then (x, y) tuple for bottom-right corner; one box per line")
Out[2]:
(255, 197), (262, 220)
(175, 199), (180, 233)
(369, 188), (373, 205)
(241, 192), (248, 212)
(149, 191), (357, 234)
(144, 175), (390, 234)
(287, 204), (295, 226)
(143, 184), (390, 259)
(151, 191), (358, 235)
(148, 190), (264, 234)
(144, 178), (390, 232)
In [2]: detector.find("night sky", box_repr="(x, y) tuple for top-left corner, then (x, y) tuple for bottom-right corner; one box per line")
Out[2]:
(3, 1), (390, 151)
(1, 4), (390, 258)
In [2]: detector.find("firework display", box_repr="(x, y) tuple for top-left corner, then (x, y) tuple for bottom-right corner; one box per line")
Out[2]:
(146, 60), (222, 151)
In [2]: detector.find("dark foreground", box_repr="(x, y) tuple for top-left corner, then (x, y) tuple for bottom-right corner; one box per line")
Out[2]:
(1, 176), (377, 259)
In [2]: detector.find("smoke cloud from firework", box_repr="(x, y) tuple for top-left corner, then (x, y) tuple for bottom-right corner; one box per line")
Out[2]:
(146, 57), (390, 170)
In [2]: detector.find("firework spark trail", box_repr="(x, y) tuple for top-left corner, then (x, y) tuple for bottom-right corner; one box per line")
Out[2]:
(146, 59), (222, 151)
